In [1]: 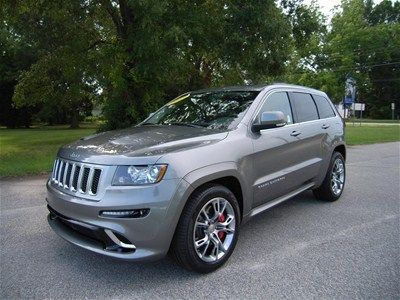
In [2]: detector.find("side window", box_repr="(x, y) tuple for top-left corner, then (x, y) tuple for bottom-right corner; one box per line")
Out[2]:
(290, 93), (319, 122)
(313, 95), (335, 119)
(258, 92), (293, 124)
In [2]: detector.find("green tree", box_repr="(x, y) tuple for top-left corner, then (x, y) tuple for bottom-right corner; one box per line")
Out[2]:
(5, 0), (364, 130)
(324, 0), (400, 116)
(4, 0), (102, 128)
(363, 0), (400, 117)
(97, 0), (294, 130)
(0, 21), (38, 128)
(267, 1), (332, 96)
(284, 0), (400, 117)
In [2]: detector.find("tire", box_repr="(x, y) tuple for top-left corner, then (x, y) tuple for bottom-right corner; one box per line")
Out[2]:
(313, 152), (346, 202)
(170, 184), (240, 273)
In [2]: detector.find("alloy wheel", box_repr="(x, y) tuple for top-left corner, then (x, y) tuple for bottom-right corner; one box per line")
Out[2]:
(331, 158), (345, 196)
(193, 197), (236, 263)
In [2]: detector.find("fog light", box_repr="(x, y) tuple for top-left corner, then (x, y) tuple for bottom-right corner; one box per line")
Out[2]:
(100, 209), (150, 218)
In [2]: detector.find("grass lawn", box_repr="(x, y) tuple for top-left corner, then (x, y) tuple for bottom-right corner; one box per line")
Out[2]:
(0, 126), (95, 177)
(346, 125), (400, 145)
(345, 119), (399, 124)
(1, 124), (399, 177)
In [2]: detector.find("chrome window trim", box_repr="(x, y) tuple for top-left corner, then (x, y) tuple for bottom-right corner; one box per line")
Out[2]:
(248, 87), (338, 133)
(250, 89), (289, 125)
(289, 92), (320, 123)
(311, 94), (337, 119)
(255, 90), (294, 125)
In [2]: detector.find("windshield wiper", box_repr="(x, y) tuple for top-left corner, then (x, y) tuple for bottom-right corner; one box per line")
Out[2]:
(169, 122), (207, 128)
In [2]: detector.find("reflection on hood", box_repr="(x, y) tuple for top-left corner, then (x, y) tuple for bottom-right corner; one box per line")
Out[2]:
(62, 125), (228, 157)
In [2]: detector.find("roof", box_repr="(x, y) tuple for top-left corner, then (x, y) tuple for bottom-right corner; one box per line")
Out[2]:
(191, 84), (268, 93)
(191, 83), (324, 95)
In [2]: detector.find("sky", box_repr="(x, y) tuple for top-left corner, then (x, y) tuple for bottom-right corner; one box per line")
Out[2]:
(306, 0), (342, 18)
(304, 0), (386, 20)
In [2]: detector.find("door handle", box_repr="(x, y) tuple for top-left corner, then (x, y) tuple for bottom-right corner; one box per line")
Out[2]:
(322, 124), (330, 129)
(290, 130), (301, 137)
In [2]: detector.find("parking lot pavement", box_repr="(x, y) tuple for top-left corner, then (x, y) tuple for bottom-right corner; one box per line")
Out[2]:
(1, 142), (399, 299)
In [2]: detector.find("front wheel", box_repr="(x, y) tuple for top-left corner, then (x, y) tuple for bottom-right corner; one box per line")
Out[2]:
(170, 184), (240, 273)
(313, 152), (346, 202)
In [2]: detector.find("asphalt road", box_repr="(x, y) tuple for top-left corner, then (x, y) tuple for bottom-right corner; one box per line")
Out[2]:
(1, 142), (399, 299)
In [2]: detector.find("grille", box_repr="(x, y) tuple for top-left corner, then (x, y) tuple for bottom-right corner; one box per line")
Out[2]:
(51, 158), (102, 196)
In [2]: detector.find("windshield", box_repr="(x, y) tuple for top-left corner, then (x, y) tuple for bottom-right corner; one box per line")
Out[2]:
(143, 90), (259, 130)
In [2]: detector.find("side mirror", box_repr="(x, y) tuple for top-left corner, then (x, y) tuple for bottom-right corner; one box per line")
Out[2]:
(148, 112), (155, 118)
(252, 111), (286, 132)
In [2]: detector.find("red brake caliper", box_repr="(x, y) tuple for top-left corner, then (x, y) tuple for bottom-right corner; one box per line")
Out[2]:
(217, 213), (226, 240)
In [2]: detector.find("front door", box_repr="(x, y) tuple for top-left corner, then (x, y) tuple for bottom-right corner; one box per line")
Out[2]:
(251, 91), (304, 207)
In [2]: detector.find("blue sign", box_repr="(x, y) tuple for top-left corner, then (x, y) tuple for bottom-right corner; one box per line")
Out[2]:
(344, 77), (356, 106)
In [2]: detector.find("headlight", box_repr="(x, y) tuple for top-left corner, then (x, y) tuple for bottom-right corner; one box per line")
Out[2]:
(112, 165), (168, 186)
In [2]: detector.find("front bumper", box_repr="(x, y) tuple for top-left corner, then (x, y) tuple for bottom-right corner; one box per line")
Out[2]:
(46, 178), (193, 261)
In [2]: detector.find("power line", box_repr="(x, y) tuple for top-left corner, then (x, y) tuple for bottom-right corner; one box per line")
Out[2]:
(298, 45), (400, 65)
(304, 44), (400, 58)
(324, 44), (400, 59)
(318, 60), (400, 73)
(286, 60), (400, 77)
(371, 78), (400, 82)
(356, 61), (400, 68)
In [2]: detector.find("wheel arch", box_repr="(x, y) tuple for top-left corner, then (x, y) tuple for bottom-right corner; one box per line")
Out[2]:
(334, 144), (346, 161)
(182, 163), (246, 220)
(192, 176), (244, 220)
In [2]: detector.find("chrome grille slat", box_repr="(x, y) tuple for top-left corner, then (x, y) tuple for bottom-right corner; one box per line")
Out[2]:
(87, 168), (95, 195)
(55, 160), (61, 183)
(69, 164), (76, 190)
(62, 162), (69, 188)
(50, 158), (102, 196)
(56, 160), (62, 183)
(52, 160), (57, 179)
(57, 161), (65, 186)
(77, 166), (85, 193)
(61, 161), (67, 187)
(65, 163), (72, 188)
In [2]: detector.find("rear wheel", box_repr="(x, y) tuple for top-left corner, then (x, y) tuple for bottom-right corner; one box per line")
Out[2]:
(313, 152), (346, 202)
(171, 184), (240, 273)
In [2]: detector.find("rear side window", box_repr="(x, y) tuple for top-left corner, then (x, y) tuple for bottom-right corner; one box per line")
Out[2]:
(290, 93), (319, 122)
(258, 92), (293, 124)
(313, 95), (335, 118)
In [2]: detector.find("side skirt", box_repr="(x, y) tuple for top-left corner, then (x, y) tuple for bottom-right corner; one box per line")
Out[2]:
(247, 182), (315, 219)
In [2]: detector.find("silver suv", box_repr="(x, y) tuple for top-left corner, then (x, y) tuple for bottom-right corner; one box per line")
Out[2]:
(47, 84), (346, 272)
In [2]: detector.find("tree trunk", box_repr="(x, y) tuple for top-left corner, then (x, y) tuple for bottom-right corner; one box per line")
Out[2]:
(70, 109), (80, 129)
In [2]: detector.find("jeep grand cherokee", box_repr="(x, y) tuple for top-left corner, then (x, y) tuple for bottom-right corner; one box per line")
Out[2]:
(46, 84), (346, 273)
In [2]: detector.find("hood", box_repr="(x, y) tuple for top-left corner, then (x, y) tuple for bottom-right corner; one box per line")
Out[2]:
(58, 125), (228, 164)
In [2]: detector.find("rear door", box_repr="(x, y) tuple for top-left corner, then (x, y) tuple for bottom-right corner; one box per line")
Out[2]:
(312, 94), (339, 170)
(287, 92), (325, 184)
